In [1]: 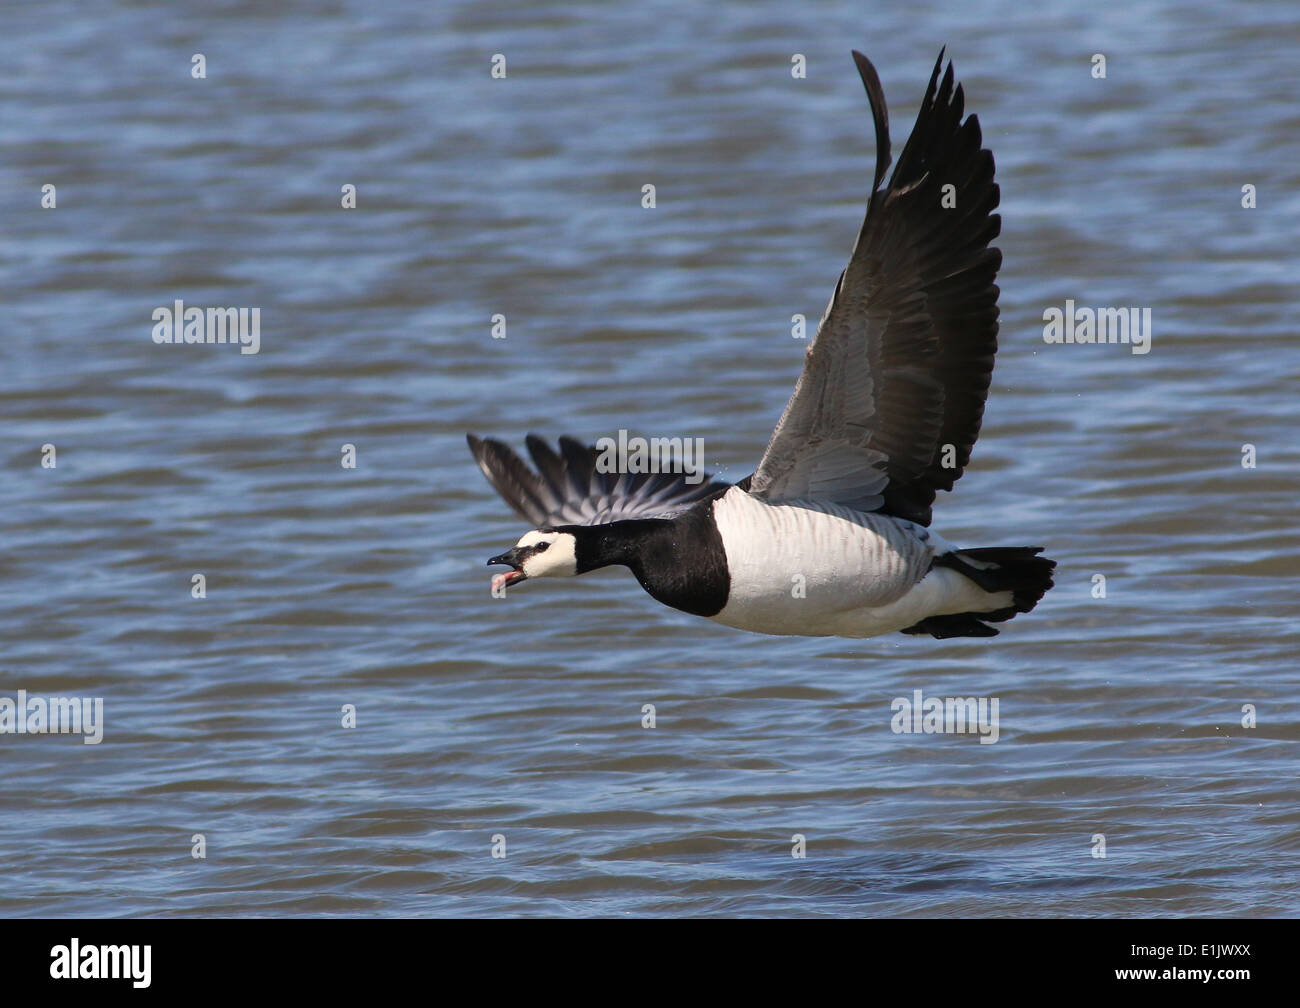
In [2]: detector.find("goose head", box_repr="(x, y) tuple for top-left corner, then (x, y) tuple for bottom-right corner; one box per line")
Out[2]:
(487, 529), (578, 590)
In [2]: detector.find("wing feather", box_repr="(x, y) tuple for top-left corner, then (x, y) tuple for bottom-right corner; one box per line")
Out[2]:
(467, 434), (730, 527)
(748, 50), (1001, 526)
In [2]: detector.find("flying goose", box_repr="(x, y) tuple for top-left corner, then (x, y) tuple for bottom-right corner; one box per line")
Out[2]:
(468, 50), (1055, 639)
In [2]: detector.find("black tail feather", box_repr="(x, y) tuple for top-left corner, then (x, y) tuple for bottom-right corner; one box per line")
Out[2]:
(935, 546), (1056, 613)
(902, 546), (1056, 639)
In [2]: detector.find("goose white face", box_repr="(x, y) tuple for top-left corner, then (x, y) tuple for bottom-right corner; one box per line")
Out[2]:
(488, 530), (578, 590)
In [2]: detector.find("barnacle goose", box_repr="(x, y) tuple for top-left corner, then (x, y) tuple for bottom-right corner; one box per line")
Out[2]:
(468, 50), (1055, 640)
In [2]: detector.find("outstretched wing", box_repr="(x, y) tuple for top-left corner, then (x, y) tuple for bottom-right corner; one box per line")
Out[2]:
(467, 433), (730, 527)
(747, 49), (1001, 526)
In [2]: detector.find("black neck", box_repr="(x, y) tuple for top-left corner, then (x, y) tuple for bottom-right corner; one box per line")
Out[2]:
(566, 520), (670, 576)
(558, 511), (730, 618)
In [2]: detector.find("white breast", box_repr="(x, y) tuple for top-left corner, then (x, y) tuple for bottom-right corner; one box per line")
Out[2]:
(708, 487), (935, 636)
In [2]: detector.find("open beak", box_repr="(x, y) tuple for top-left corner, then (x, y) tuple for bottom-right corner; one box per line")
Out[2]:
(487, 549), (527, 591)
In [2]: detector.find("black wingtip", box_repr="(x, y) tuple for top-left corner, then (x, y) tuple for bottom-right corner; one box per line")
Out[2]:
(850, 50), (891, 193)
(466, 432), (488, 468)
(926, 47), (952, 103)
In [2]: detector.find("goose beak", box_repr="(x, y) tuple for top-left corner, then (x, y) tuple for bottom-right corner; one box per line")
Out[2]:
(487, 549), (527, 590)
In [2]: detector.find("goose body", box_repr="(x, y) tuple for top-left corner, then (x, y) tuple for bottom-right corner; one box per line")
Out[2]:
(707, 487), (997, 638)
(467, 49), (1056, 641)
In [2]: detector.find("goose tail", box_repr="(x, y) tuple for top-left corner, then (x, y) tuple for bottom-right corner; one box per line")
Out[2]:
(902, 547), (1056, 639)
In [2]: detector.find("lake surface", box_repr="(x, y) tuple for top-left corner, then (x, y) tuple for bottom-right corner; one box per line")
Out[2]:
(2, 0), (1298, 917)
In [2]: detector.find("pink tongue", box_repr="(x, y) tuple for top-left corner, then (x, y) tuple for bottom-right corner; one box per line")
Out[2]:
(491, 572), (508, 592)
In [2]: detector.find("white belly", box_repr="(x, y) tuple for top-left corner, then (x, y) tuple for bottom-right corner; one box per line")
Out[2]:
(707, 488), (999, 638)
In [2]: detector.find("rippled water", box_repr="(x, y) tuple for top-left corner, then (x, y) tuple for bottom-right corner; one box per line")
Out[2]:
(2, 0), (1298, 917)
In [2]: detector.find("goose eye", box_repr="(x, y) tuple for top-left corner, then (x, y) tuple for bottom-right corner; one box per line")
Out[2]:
(534, 541), (550, 552)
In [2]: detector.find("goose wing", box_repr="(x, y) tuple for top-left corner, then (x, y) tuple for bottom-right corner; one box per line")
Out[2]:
(747, 50), (1001, 526)
(467, 433), (730, 527)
